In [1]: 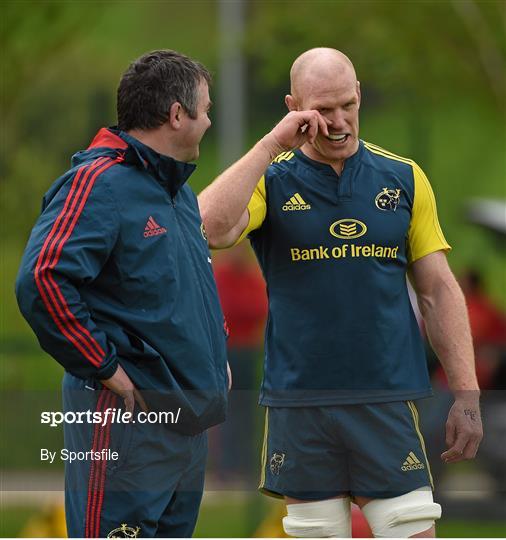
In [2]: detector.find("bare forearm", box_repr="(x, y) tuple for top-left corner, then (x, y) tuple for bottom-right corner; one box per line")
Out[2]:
(411, 253), (482, 461)
(199, 110), (329, 246)
(199, 135), (280, 240)
(419, 277), (479, 395)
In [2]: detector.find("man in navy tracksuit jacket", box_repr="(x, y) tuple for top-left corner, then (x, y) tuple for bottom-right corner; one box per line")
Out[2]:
(16, 50), (228, 538)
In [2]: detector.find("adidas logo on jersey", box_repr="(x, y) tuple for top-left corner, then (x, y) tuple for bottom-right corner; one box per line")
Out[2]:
(401, 451), (425, 471)
(282, 193), (311, 211)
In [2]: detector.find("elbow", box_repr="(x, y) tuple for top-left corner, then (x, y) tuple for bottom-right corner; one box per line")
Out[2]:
(205, 226), (234, 250)
(200, 209), (235, 248)
(15, 267), (39, 322)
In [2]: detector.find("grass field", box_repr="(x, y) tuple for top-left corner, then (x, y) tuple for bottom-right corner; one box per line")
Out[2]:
(1, 496), (505, 538)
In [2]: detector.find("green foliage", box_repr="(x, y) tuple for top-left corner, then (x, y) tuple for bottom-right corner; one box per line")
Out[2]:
(246, 0), (506, 107)
(2, 2), (99, 112)
(1, 8), (504, 540)
(2, 0), (505, 383)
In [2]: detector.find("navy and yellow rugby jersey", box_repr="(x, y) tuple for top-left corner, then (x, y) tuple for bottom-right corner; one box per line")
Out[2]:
(240, 140), (450, 406)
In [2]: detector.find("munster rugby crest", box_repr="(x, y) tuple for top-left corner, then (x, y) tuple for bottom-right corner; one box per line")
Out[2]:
(270, 452), (286, 475)
(107, 523), (141, 538)
(375, 188), (401, 211)
(200, 222), (208, 241)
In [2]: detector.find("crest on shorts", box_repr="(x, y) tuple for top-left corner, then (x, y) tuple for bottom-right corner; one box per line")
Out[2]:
(375, 188), (401, 211)
(270, 452), (286, 475)
(107, 523), (141, 538)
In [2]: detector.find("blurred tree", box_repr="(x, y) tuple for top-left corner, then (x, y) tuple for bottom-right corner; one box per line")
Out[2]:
(2, 2), (100, 115)
(1, 0), (505, 346)
(245, 0), (505, 108)
(1, 2), (109, 249)
(1, 1), (220, 247)
(1, 1), (222, 344)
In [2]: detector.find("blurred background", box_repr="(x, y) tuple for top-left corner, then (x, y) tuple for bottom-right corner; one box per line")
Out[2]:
(1, 0), (505, 537)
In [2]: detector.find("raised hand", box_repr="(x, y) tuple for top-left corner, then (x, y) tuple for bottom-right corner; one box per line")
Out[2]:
(261, 110), (329, 158)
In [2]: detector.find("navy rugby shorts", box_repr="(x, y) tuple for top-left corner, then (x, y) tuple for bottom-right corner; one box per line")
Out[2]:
(259, 401), (433, 500)
(62, 372), (207, 538)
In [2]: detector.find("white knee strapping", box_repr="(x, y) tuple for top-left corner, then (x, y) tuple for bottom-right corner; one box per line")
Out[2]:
(361, 487), (442, 538)
(283, 497), (352, 538)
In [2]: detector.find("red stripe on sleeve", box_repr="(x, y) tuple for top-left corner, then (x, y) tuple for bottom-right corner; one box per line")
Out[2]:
(35, 160), (107, 367)
(34, 156), (121, 368)
(43, 159), (117, 357)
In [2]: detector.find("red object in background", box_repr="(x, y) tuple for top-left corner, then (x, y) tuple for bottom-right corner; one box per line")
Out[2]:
(465, 291), (506, 349)
(213, 244), (268, 348)
(464, 290), (506, 389)
(352, 504), (373, 537)
(434, 270), (506, 389)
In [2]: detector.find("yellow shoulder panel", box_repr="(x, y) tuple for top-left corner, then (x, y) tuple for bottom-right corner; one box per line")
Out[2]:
(363, 141), (413, 165)
(271, 151), (295, 164)
(235, 175), (267, 244)
(408, 163), (451, 263)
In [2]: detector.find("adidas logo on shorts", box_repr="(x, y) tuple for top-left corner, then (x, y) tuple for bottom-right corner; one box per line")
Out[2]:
(401, 451), (425, 471)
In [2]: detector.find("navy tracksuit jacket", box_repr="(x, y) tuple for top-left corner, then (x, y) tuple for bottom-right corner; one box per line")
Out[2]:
(16, 128), (228, 537)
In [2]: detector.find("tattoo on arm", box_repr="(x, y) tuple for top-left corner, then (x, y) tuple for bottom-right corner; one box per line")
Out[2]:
(464, 409), (477, 421)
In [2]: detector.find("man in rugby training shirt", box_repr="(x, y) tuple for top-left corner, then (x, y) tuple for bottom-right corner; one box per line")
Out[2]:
(199, 48), (483, 537)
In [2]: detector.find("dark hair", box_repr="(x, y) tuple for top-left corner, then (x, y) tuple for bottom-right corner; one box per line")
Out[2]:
(117, 49), (211, 131)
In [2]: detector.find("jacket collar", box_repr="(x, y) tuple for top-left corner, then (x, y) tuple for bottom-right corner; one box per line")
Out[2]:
(88, 127), (196, 196)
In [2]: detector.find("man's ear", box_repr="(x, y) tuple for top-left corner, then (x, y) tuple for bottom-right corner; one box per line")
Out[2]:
(285, 94), (297, 112)
(356, 81), (361, 110)
(169, 102), (183, 129)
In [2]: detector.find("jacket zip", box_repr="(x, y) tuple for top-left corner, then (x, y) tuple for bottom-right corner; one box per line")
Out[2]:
(171, 199), (221, 388)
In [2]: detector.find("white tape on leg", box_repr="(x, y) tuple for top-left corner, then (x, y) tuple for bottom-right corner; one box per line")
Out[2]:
(362, 487), (442, 538)
(283, 497), (352, 538)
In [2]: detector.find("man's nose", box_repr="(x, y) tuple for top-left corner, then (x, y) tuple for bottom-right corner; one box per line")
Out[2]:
(327, 109), (346, 129)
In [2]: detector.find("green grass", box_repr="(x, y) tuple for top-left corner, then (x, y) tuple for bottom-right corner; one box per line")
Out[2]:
(437, 518), (506, 537)
(194, 494), (267, 537)
(1, 500), (505, 538)
(0, 507), (39, 538)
